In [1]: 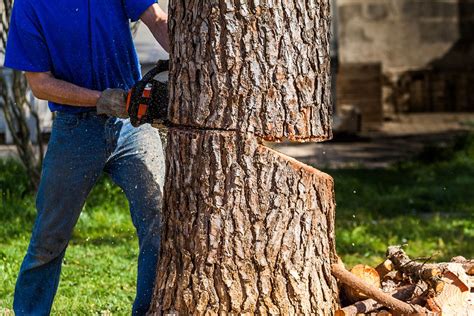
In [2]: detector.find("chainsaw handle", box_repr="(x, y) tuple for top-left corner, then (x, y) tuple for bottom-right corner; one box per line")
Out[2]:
(142, 60), (169, 83)
(134, 59), (170, 96)
(128, 59), (170, 127)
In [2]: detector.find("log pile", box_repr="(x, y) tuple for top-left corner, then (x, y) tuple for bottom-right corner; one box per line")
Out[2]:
(333, 246), (474, 315)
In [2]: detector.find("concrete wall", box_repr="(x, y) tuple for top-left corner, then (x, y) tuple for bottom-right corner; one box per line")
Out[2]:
(337, 0), (474, 114)
(337, 0), (464, 72)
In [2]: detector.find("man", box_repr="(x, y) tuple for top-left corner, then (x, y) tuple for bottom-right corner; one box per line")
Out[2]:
(4, 0), (169, 314)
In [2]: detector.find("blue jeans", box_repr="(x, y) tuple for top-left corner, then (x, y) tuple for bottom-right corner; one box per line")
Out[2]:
(13, 112), (165, 315)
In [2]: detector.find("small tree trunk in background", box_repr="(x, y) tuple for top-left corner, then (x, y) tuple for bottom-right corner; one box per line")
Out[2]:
(1, 0), (43, 190)
(0, 70), (43, 189)
(149, 0), (338, 314)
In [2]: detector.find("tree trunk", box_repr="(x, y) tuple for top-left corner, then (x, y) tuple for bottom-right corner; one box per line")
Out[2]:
(167, 0), (332, 142)
(150, 129), (338, 314)
(0, 70), (43, 189)
(149, 0), (337, 314)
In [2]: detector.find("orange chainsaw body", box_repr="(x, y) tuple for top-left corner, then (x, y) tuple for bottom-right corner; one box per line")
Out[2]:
(126, 60), (169, 127)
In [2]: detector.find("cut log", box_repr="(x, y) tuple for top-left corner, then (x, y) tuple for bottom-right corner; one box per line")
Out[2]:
(149, 130), (339, 315)
(429, 266), (471, 315)
(386, 246), (440, 279)
(451, 256), (474, 275)
(167, 0), (332, 141)
(336, 284), (418, 316)
(344, 264), (381, 303)
(382, 271), (404, 284)
(376, 260), (394, 279)
(386, 246), (444, 293)
(430, 283), (468, 315)
(331, 264), (425, 315)
(442, 263), (470, 292)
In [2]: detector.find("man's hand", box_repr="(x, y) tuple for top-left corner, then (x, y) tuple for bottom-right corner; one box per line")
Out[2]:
(96, 89), (128, 118)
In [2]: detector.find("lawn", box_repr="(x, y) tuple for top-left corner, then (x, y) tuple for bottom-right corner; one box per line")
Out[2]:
(330, 133), (474, 266)
(1, 133), (473, 314)
(1, 163), (137, 314)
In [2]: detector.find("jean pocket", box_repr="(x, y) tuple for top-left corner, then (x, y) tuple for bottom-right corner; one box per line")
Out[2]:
(53, 114), (80, 130)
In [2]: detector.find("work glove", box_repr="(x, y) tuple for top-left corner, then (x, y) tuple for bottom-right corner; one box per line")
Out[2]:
(96, 89), (128, 118)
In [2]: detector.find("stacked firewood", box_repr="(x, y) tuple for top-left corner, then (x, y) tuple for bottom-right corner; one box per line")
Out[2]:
(332, 246), (474, 315)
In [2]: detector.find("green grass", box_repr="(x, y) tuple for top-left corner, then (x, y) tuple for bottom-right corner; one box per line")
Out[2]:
(328, 133), (474, 266)
(0, 160), (137, 314)
(0, 133), (473, 313)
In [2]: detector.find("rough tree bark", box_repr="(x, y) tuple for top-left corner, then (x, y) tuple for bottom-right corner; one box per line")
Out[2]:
(149, 0), (337, 314)
(153, 129), (338, 314)
(167, 0), (332, 142)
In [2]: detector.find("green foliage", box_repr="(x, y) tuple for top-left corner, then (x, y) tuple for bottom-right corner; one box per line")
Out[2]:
(0, 133), (473, 312)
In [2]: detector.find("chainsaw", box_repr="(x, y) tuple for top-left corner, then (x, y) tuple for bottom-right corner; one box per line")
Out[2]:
(126, 60), (169, 127)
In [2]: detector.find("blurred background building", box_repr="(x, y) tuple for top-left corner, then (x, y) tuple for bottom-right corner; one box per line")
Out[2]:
(335, 0), (474, 132)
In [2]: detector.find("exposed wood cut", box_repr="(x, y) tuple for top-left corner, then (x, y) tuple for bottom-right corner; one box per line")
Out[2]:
(451, 256), (474, 275)
(344, 264), (381, 303)
(376, 260), (394, 280)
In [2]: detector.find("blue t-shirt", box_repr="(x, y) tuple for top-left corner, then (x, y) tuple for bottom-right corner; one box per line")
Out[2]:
(4, 0), (156, 113)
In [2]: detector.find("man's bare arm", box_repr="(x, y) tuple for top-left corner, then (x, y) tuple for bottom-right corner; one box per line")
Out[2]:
(140, 4), (169, 53)
(25, 72), (101, 107)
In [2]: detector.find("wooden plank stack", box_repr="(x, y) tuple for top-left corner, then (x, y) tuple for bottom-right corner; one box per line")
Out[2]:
(332, 246), (474, 315)
(337, 63), (383, 131)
